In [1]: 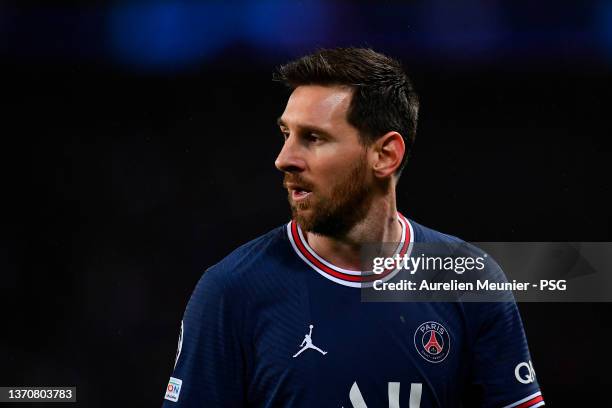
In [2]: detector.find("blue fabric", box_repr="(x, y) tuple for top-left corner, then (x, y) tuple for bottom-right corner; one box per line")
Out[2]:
(162, 219), (542, 407)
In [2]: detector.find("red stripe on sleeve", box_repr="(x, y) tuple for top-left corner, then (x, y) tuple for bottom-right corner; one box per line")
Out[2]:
(515, 395), (544, 408)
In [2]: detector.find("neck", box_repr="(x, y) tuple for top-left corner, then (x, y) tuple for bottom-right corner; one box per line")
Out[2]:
(305, 191), (402, 270)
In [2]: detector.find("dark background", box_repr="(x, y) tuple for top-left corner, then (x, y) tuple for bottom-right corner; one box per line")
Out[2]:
(1, 1), (611, 406)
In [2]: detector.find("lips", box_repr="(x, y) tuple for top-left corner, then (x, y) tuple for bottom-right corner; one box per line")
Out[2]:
(291, 188), (311, 201)
(284, 182), (313, 202)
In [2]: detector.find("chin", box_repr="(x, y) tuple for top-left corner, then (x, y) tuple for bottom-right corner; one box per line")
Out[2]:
(292, 210), (316, 231)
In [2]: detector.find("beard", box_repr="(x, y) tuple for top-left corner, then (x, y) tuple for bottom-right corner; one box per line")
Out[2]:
(285, 156), (373, 238)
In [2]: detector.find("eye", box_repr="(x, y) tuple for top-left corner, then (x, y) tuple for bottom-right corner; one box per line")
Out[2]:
(280, 130), (289, 141)
(305, 133), (321, 142)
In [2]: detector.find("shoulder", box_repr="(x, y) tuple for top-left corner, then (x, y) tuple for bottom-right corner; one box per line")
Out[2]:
(199, 224), (289, 288)
(407, 217), (506, 283)
(408, 218), (464, 245)
(184, 224), (288, 322)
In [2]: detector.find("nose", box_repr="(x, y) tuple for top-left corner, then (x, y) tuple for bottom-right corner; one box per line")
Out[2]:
(275, 135), (306, 173)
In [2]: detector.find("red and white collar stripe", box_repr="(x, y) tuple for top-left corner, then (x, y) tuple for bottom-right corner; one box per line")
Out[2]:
(286, 213), (414, 288)
(502, 391), (545, 408)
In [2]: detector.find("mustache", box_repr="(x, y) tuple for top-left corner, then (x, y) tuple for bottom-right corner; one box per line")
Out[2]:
(283, 174), (314, 191)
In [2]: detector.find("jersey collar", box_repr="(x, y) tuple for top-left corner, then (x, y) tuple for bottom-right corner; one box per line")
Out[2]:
(286, 213), (414, 288)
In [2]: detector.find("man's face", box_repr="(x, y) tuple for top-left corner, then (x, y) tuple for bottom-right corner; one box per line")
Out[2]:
(275, 85), (374, 237)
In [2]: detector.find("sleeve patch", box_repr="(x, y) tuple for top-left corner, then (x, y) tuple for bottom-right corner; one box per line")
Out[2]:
(164, 377), (183, 402)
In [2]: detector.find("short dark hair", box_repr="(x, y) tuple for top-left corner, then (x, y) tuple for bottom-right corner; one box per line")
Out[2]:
(274, 47), (419, 174)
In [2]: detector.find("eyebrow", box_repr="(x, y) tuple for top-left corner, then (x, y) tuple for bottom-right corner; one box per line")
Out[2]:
(276, 116), (333, 138)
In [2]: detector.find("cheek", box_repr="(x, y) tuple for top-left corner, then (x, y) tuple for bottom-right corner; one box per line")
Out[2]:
(309, 144), (368, 189)
(314, 162), (345, 187)
(317, 165), (356, 199)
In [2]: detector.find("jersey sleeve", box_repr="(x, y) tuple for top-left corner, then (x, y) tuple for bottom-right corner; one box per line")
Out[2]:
(468, 300), (544, 408)
(162, 267), (248, 407)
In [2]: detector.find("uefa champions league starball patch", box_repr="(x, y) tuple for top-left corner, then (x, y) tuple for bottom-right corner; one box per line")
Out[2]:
(414, 321), (451, 363)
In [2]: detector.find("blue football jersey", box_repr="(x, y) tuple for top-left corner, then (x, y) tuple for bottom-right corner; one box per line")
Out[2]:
(162, 214), (544, 407)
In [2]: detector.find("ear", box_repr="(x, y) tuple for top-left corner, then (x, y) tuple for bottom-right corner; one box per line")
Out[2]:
(371, 131), (405, 178)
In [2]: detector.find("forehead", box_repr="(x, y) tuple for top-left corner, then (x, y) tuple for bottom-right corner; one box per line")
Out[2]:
(280, 85), (353, 130)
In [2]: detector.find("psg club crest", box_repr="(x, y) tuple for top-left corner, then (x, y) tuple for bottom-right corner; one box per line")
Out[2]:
(414, 321), (451, 363)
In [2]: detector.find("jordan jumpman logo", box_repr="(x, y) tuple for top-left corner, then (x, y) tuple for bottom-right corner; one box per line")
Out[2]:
(293, 324), (327, 358)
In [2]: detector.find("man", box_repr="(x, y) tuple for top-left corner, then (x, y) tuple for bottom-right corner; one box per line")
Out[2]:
(162, 48), (544, 407)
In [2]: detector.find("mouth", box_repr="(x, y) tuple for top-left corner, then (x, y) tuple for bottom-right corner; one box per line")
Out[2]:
(284, 179), (314, 203)
(290, 188), (312, 202)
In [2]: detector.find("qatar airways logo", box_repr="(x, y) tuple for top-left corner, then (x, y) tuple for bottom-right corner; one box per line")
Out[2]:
(515, 360), (537, 384)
